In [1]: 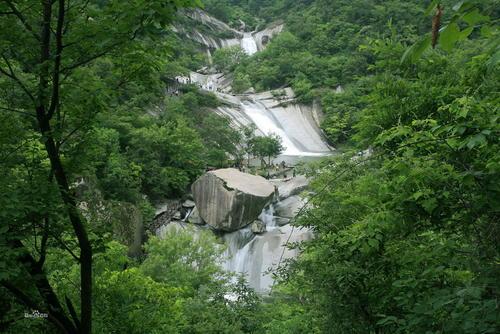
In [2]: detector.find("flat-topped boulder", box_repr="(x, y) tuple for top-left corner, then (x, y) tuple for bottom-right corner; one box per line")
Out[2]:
(191, 168), (276, 231)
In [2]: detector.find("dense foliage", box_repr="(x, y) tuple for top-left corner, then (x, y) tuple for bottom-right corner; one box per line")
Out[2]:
(259, 1), (500, 333)
(229, 0), (498, 146)
(0, 0), (244, 332)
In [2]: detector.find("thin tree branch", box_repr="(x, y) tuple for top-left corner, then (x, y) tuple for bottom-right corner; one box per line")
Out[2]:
(31, 220), (81, 262)
(0, 55), (35, 102)
(3, 0), (40, 41)
(60, 41), (125, 73)
(36, 217), (50, 269)
(36, 0), (52, 112)
(1, 281), (43, 311)
(0, 105), (34, 117)
(7, 239), (78, 333)
(61, 16), (145, 74)
(65, 296), (81, 329)
(47, 0), (65, 119)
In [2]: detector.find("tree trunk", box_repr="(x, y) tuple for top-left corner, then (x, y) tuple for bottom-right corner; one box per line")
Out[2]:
(5, 240), (78, 333)
(36, 1), (92, 332)
(37, 114), (93, 334)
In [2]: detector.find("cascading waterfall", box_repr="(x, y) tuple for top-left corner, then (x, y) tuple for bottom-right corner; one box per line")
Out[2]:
(240, 100), (330, 156)
(241, 32), (258, 55)
(222, 226), (255, 273)
(241, 101), (304, 155)
(168, 13), (325, 294)
(222, 201), (312, 293)
(259, 204), (276, 230)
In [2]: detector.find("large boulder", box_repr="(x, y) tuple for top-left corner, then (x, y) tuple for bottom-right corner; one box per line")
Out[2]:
(192, 168), (275, 231)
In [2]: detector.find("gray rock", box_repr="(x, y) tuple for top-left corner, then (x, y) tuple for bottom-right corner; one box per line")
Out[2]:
(182, 199), (196, 208)
(271, 175), (309, 200)
(274, 216), (291, 226)
(172, 211), (182, 220)
(274, 195), (305, 219)
(192, 168), (275, 232)
(243, 87), (255, 94)
(109, 202), (145, 258)
(251, 220), (266, 234)
(187, 207), (205, 225)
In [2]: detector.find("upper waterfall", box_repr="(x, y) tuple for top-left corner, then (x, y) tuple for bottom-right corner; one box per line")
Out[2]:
(182, 71), (333, 157)
(177, 9), (283, 53)
(241, 32), (258, 55)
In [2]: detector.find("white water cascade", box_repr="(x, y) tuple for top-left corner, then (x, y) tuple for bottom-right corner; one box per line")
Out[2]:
(241, 32), (258, 55)
(222, 202), (313, 292)
(240, 100), (329, 156)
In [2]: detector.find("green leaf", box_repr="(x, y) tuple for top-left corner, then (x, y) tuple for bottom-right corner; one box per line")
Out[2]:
(412, 191), (425, 200)
(481, 25), (494, 38)
(463, 9), (489, 25)
(467, 134), (486, 149)
(401, 36), (431, 64)
(422, 198), (438, 214)
(452, 0), (474, 12)
(459, 26), (474, 40)
(452, 1), (466, 11)
(424, 0), (439, 16)
(367, 238), (379, 249)
(440, 23), (461, 51)
(487, 49), (500, 69)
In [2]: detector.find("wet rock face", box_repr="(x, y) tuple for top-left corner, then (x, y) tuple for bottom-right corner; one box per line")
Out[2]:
(261, 35), (269, 45)
(251, 220), (266, 234)
(192, 168), (276, 232)
(187, 206), (205, 225)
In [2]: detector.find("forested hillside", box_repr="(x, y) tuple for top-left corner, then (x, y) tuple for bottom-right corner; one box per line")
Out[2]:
(0, 0), (498, 333)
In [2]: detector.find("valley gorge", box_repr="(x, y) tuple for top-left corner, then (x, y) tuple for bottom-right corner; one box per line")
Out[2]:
(153, 8), (337, 293)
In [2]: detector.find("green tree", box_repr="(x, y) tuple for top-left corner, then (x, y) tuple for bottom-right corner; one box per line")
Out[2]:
(232, 73), (253, 94)
(250, 134), (284, 168)
(270, 1), (499, 332)
(213, 45), (248, 73)
(0, 0), (198, 332)
(241, 124), (257, 167)
(45, 229), (262, 334)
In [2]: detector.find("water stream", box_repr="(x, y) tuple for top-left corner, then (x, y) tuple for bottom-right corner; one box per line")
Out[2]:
(240, 100), (329, 156)
(222, 202), (313, 292)
(241, 32), (258, 55)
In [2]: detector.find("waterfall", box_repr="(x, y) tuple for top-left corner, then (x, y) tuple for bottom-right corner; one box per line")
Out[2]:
(223, 226), (255, 273)
(240, 100), (329, 156)
(223, 224), (313, 293)
(259, 204), (276, 230)
(222, 204), (313, 293)
(241, 32), (258, 55)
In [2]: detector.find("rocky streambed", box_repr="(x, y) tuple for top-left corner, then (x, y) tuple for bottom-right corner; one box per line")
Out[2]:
(154, 169), (312, 293)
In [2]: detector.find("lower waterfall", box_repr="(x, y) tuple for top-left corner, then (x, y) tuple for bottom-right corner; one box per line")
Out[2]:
(222, 203), (313, 293)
